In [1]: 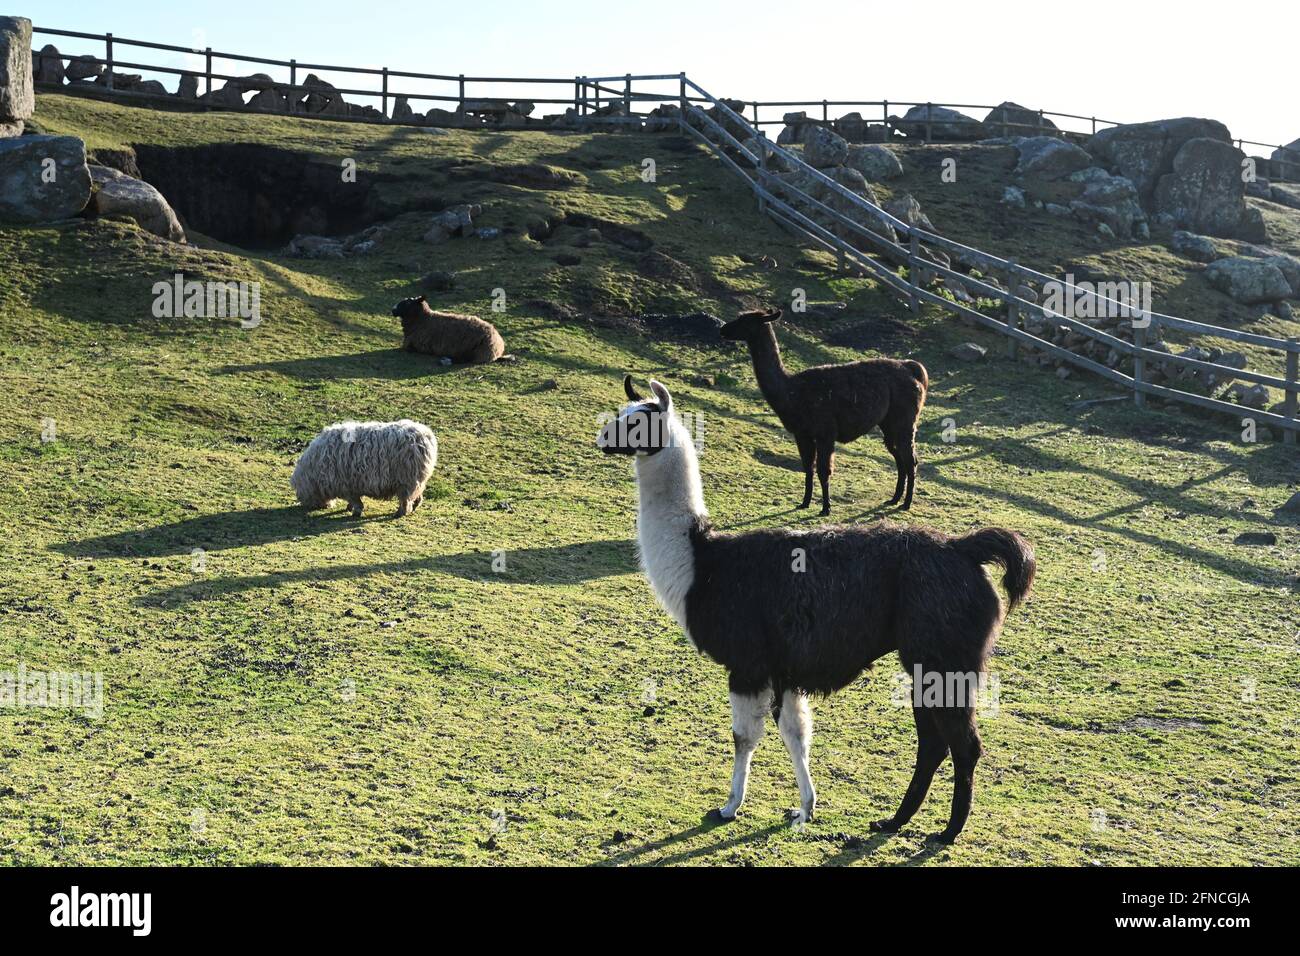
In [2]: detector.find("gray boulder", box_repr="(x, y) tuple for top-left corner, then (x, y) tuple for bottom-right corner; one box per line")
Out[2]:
(891, 104), (981, 141)
(845, 143), (902, 181)
(883, 193), (935, 233)
(1086, 117), (1232, 202)
(423, 203), (480, 243)
(834, 111), (871, 142)
(392, 96), (414, 121)
(950, 342), (987, 361)
(984, 102), (1055, 136)
(33, 44), (63, 84)
(1170, 230), (1220, 263)
(88, 165), (186, 241)
(1270, 138), (1300, 179)
(298, 74), (347, 115)
(1204, 256), (1291, 304)
(0, 134), (92, 222)
(0, 16), (34, 129)
(1067, 167), (1146, 237)
(176, 73), (199, 99)
(64, 54), (102, 82)
(1015, 136), (1092, 180)
(1153, 137), (1265, 241)
(803, 125), (849, 168)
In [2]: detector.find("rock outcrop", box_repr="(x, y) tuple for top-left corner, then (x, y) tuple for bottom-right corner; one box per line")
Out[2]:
(984, 102), (1055, 136)
(890, 104), (982, 141)
(1203, 256), (1292, 304)
(1086, 117), (1264, 240)
(88, 165), (186, 242)
(33, 43), (63, 84)
(845, 143), (903, 181)
(0, 134), (92, 221)
(1014, 136), (1092, 180)
(1, 16), (34, 137)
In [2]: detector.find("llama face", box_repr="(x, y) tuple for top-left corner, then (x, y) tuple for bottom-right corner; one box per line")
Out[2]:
(390, 296), (426, 319)
(719, 307), (783, 341)
(597, 378), (675, 456)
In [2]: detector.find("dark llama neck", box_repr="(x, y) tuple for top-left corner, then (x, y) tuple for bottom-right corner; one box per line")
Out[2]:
(747, 325), (791, 413)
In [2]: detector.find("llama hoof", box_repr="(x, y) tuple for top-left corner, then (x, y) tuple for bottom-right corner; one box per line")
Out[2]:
(796, 501), (811, 510)
(926, 830), (958, 845)
(869, 817), (901, 833)
(706, 807), (737, 824)
(786, 807), (813, 826)
(819, 507), (831, 517)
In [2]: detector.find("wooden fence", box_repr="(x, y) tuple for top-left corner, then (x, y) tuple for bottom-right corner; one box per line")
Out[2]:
(30, 28), (1300, 441)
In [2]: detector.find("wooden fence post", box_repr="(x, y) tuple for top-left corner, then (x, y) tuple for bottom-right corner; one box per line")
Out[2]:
(1133, 321), (1148, 408)
(458, 74), (465, 112)
(925, 102), (933, 143)
(908, 233), (920, 314)
(678, 72), (686, 117)
(882, 99), (889, 138)
(1285, 339), (1298, 445)
(756, 133), (767, 214)
(624, 73), (631, 114)
(1004, 259), (1018, 359)
(822, 98), (828, 123)
(105, 33), (114, 90)
(289, 59), (297, 112)
(204, 47), (212, 96)
(381, 67), (389, 118)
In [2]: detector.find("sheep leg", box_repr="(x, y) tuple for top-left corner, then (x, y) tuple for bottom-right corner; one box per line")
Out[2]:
(348, 498), (363, 518)
(394, 496), (411, 518)
(778, 691), (816, 824)
(871, 706), (948, 833)
(795, 434), (815, 509)
(716, 688), (771, 820)
(815, 437), (835, 516)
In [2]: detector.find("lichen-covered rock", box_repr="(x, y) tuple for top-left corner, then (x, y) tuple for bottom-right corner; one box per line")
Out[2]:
(803, 125), (849, 168)
(33, 43), (63, 84)
(0, 16), (34, 129)
(0, 134), (91, 222)
(1015, 136), (1092, 180)
(1204, 256), (1291, 304)
(890, 104), (981, 141)
(845, 143), (902, 181)
(1171, 230), (1221, 263)
(1086, 117), (1231, 202)
(1153, 137), (1265, 241)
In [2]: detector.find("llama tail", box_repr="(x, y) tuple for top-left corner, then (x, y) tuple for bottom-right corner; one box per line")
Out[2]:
(952, 528), (1035, 612)
(903, 359), (928, 391)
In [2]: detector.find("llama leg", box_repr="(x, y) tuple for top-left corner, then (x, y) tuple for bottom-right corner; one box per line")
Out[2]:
(815, 437), (835, 516)
(871, 705), (948, 833)
(717, 689), (770, 820)
(883, 430), (906, 505)
(929, 707), (982, 843)
(348, 498), (363, 518)
(777, 691), (816, 824)
(902, 435), (919, 511)
(795, 434), (815, 509)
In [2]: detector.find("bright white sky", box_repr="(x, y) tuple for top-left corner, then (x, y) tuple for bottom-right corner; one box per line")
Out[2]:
(34, 0), (1298, 150)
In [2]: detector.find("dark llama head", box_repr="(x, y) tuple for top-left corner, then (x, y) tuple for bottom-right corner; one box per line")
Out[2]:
(719, 306), (782, 341)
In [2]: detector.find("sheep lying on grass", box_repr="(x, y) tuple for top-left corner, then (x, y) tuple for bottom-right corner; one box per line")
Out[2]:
(390, 295), (508, 364)
(291, 419), (438, 518)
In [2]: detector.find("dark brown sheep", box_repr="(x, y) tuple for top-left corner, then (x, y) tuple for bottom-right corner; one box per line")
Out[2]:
(720, 307), (928, 514)
(390, 296), (507, 364)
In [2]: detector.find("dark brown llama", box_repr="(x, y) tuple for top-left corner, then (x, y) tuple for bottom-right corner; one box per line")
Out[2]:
(720, 307), (928, 514)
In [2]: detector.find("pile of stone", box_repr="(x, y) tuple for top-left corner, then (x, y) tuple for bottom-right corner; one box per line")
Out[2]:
(1003, 135), (1149, 239)
(285, 222), (391, 259)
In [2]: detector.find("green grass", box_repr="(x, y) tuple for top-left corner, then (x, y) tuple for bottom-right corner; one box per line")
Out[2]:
(0, 93), (1297, 866)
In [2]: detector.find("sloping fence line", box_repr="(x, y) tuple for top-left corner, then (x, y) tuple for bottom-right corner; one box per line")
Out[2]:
(32, 27), (1300, 181)
(30, 29), (1300, 440)
(673, 79), (1300, 442)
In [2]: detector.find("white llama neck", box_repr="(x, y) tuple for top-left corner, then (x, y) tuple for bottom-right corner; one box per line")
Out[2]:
(632, 418), (707, 631)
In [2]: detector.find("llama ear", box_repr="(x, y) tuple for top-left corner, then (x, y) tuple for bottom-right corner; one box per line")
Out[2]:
(623, 374), (643, 402)
(764, 307), (783, 323)
(649, 380), (673, 413)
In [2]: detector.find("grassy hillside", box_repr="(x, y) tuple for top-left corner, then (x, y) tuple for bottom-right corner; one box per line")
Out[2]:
(0, 93), (1296, 866)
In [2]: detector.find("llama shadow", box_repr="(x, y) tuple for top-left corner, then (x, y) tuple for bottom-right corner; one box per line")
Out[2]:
(599, 818), (787, 867)
(751, 448), (801, 472)
(54, 505), (360, 559)
(817, 830), (946, 867)
(132, 538), (638, 606)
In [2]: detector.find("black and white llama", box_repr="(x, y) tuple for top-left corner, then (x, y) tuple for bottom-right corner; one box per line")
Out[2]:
(597, 376), (1035, 842)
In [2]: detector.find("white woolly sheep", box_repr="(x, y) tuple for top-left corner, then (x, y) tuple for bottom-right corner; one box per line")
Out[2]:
(291, 419), (438, 518)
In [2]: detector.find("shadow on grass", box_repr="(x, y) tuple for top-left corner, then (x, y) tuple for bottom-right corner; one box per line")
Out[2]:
(599, 816), (787, 867)
(129, 539), (638, 606)
(215, 348), (457, 381)
(54, 505), (361, 558)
